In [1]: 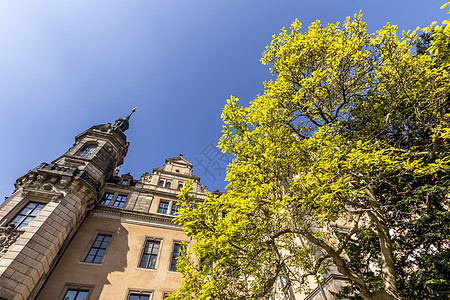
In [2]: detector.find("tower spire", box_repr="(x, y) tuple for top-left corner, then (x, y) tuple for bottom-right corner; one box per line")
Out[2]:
(112, 107), (138, 133)
(126, 107), (138, 120)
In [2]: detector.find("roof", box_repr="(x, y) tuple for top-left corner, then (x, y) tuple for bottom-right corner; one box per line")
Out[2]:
(165, 152), (193, 168)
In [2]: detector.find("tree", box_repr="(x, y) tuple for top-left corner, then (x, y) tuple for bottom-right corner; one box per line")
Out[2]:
(171, 11), (450, 300)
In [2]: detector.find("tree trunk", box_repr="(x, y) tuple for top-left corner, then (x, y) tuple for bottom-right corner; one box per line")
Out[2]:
(364, 188), (400, 300)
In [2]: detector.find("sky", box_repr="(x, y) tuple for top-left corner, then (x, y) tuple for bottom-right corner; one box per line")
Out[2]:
(0, 0), (448, 199)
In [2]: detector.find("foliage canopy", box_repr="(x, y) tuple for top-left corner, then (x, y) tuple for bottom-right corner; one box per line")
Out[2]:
(171, 8), (450, 300)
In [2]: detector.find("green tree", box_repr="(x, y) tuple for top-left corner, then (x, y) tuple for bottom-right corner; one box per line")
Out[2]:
(171, 11), (450, 300)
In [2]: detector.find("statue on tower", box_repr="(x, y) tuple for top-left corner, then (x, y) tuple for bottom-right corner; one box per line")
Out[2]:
(112, 107), (137, 133)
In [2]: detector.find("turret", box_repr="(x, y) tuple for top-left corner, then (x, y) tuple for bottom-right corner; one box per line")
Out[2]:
(0, 110), (135, 300)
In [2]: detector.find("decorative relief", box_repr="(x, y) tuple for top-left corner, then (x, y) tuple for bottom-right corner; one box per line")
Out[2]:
(141, 172), (152, 184)
(41, 183), (55, 191)
(59, 178), (71, 188)
(36, 175), (46, 183)
(0, 224), (22, 258)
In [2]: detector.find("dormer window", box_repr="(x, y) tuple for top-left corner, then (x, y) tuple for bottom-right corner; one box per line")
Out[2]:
(121, 180), (129, 186)
(165, 181), (172, 189)
(158, 180), (164, 187)
(75, 144), (96, 158)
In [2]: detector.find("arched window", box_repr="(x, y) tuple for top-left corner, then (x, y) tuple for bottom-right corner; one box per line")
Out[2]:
(158, 180), (164, 187)
(165, 181), (171, 188)
(177, 184), (183, 190)
(76, 144), (97, 158)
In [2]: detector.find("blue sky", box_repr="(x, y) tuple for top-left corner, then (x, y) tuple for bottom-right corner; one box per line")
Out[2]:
(0, 0), (448, 198)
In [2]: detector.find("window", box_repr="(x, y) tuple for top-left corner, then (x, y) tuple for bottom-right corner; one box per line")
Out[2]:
(170, 242), (185, 271)
(158, 180), (164, 187)
(113, 194), (127, 207)
(177, 184), (183, 190)
(162, 292), (171, 299)
(84, 234), (111, 263)
(170, 203), (180, 215)
(165, 181), (171, 188)
(128, 294), (150, 300)
(200, 257), (212, 271)
(9, 202), (45, 230)
(121, 180), (129, 186)
(99, 193), (114, 205)
(63, 289), (89, 300)
(139, 240), (160, 269)
(75, 144), (96, 158)
(157, 201), (169, 214)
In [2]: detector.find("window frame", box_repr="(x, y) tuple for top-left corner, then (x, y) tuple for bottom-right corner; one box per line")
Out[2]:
(98, 191), (129, 209)
(157, 200), (170, 214)
(75, 143), (97, 158)
(83, 233), (113, 264)
(79, 231), (115, 266)
(125, 289), (154, 300)
(137, 238), (163, 270)
(170, 203), (180, 215)
(169, 241), (187, 272)
(200, 257), (213, 271)
(99, 192), (114, 206)
(112, 194), (128, 208)
(7, 201), (46, 230)
(59, 284), (94, 300)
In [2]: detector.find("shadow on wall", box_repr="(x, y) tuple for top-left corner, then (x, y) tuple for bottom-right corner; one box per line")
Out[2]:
(35, 216), (130, 299)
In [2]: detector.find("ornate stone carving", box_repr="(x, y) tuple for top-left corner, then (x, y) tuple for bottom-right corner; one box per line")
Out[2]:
(141, 172), (152, 184)
(59, 177), (70, 188)
(0, 224), (22, 258)
(41, 183), (54, 191)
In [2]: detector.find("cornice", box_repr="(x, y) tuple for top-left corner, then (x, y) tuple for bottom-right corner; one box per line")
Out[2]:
(152, 168), (200, 181)
(102, 182), (207, 200)
(92, 205), (183, 230)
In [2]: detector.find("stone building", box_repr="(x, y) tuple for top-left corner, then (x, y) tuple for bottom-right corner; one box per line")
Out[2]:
(0, 112), (210, 300)
(0, 112), (347, 300)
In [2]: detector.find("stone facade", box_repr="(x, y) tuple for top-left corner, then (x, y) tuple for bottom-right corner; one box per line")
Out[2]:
(0, 116), (346, 300)
(0, 118), (198, 300)
(34, 152), (210, 300)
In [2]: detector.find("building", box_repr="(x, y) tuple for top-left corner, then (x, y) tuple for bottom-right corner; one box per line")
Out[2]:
(0, 112), (347, 300)
(0, 112), (211, 300)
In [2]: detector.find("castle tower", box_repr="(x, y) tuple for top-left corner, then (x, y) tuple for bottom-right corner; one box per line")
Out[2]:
(0, 113), (133, 300)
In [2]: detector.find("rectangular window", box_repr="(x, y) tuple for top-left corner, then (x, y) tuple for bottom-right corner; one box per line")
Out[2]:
(162, 292), (171, 299)
(200, 257), (212, 271)
(63, 289), (89, 300)
(121, 180), (129, 186)
(157, 201), (169, 214)
(84, 234), (111, 264)
(170, 242), (185, 272)
(99, 192), (114, 205)
(9, 202), (45, 230)
(113, 194), (127, 207)
(128, 294), (151, 300)
(139, 240), (160, 269)
(170, 203), (180, 215)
